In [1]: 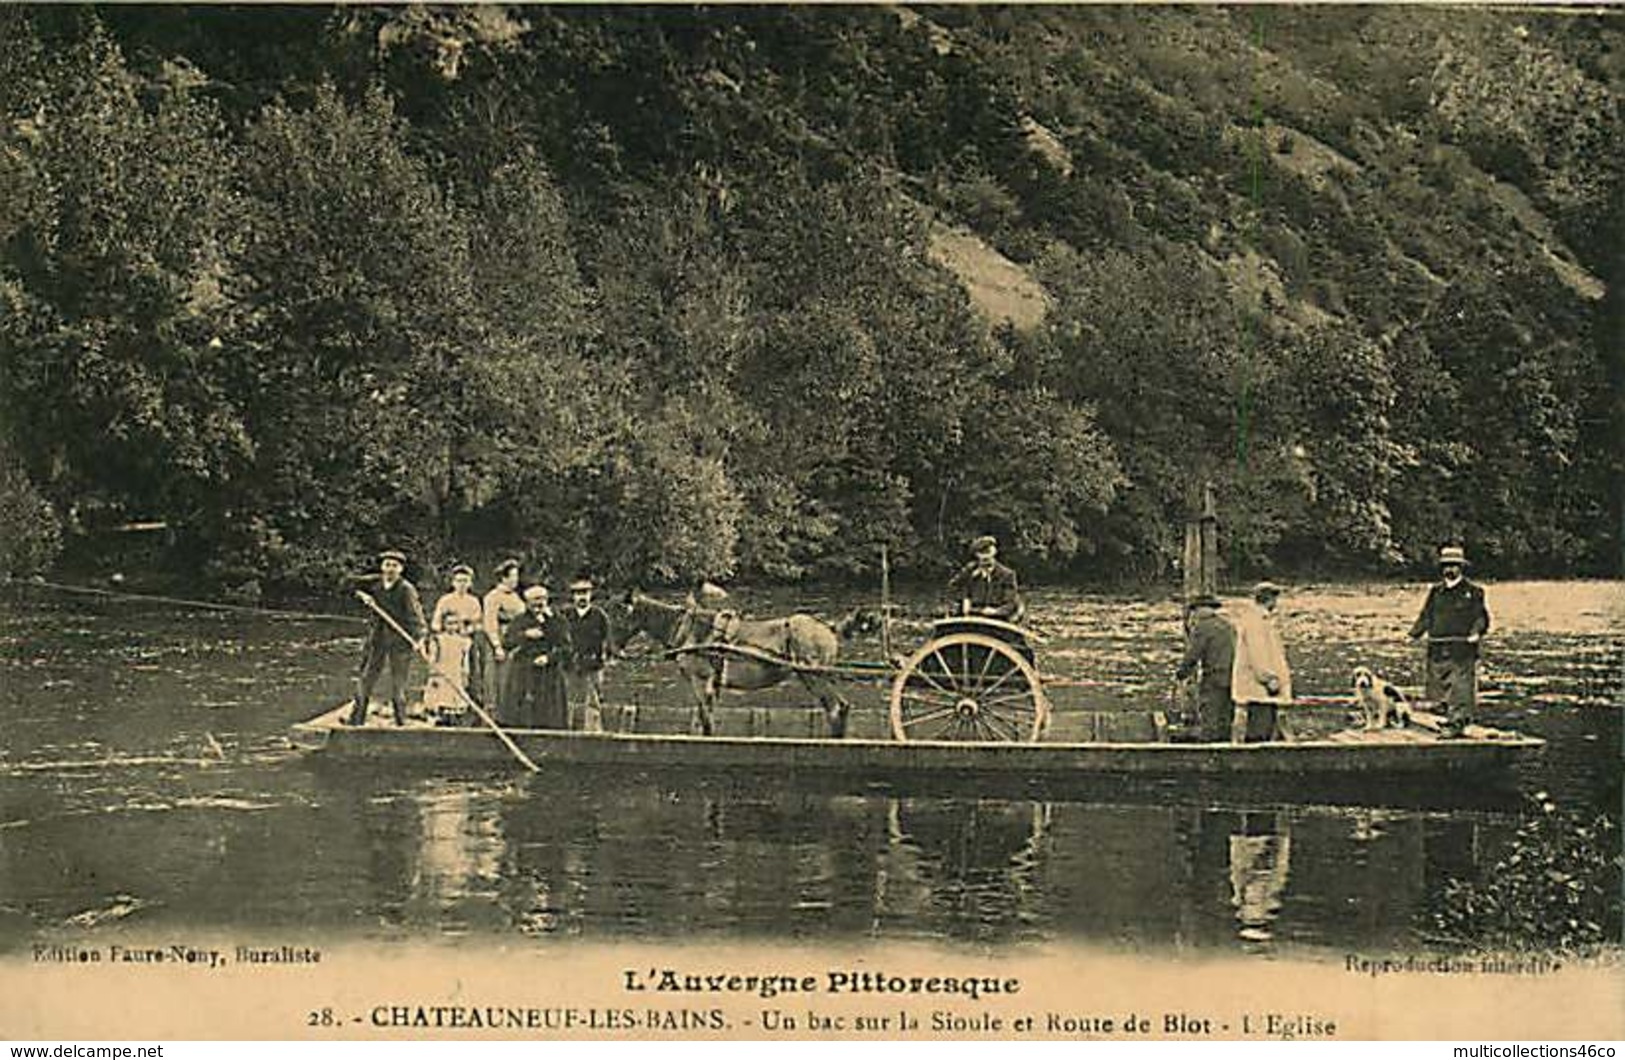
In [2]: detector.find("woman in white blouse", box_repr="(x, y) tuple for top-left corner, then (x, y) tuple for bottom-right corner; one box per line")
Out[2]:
(477, 558), (526, 717)
(424, 564), (482, 724)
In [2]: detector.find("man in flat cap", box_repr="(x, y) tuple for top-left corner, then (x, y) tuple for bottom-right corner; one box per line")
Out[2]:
(564, 575), (613, 733)
(946, 535), (1025, 622)
(1409, 545), (1491, 738)
(346, 548), (428, 726)
(1174, 593), (1235, 742)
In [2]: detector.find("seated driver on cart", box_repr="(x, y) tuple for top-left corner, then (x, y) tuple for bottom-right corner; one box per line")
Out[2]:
(946, 535), (1025, 623)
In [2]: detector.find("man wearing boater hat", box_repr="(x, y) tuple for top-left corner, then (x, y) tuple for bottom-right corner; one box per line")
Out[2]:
(346, 548), (429, 726)
(564, 575), (613, 733)
(1408, 545), (1491, 738)
(1174, 593), (1235, 742)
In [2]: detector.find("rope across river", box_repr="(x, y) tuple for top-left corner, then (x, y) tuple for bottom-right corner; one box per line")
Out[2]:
(6, 576), (363, 624)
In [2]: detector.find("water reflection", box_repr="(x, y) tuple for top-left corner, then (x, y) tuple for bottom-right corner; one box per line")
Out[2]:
(1228, 813), (1290, 944)
(296, 763), (1520, 957)
(883, 799), (1050, 942)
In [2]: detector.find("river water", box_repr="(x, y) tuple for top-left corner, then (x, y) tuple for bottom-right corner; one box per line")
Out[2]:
(0, 580), (1618, 956)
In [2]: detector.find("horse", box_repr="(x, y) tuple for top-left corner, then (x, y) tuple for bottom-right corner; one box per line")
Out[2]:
(617, 593), (853, 738)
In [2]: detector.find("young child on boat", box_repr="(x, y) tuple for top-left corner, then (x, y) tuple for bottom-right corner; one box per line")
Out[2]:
(425, 565), (482, 725)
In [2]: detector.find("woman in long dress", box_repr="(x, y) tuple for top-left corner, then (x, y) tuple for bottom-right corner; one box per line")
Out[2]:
(476, 558), (526, 719)
(424, 564), (482, 725)
(502, 585), (571, 729)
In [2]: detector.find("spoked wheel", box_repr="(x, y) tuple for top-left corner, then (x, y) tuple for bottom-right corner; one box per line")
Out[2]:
(889, 632), (1049, 742)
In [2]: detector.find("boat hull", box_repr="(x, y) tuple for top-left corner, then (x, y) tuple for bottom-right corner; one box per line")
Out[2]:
(291, 704), (1542, 781)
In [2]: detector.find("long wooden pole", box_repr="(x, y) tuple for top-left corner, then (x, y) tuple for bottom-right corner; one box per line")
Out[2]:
(880, 544), (893, 661)
(356, 591), (540, 773)
(1182, 480), (1218, 603)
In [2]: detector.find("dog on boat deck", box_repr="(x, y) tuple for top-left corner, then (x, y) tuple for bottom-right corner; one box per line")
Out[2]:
(1352, 666), (1412, 731)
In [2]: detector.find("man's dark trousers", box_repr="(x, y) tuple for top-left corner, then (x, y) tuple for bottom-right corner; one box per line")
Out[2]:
(349, 638), (414, 725)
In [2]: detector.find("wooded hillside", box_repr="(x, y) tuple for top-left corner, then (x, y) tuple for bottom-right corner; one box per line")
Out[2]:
(2, 6), (1620, 589)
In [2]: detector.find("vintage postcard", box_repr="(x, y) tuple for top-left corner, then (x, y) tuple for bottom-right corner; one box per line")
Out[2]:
(0, 3), (1620, 1043)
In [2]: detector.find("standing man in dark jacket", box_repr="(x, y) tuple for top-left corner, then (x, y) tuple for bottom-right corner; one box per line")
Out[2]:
(1174, 594), (1236, 743)
(503, 585), (571, 730)
(346, 549), (429, 727)
(946, 535), (1025, 622)
(1408, 545), (1491, 738)
(564, 576), (613, 733)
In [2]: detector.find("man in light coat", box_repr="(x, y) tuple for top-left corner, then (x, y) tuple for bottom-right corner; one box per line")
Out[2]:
(1230, 582), (1292, 743)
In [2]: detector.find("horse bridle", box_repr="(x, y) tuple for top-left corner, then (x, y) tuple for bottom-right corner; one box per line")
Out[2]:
(632, 595), (698, 652)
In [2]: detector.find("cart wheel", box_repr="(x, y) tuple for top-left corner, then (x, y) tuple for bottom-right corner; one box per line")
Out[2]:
(889, 632), (1049, 742)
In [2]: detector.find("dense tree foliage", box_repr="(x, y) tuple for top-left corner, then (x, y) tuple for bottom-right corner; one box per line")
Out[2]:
(0, 6), (1618, 587)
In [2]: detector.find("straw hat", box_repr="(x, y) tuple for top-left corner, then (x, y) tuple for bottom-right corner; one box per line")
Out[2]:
(1437, 545), (1469, 567)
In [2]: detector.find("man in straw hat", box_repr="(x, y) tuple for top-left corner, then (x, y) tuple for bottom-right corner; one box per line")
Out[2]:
(1173, 592), (1235, 742)
(1408, 545), (1491, 738)
(564, 575), (613, 733)
(946, 534), (1024, 622)
(346, 548), (428, 727)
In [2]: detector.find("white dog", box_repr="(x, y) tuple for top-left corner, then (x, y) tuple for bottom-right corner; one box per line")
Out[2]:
(1353, 666), (1412, 731)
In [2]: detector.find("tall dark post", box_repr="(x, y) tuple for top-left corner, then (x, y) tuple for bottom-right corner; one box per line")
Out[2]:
(1183, 481), (1219, 602)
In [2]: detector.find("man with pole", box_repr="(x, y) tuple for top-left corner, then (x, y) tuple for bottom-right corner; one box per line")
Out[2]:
(1408, 545), (1491, 739)
(355, 575), (540, 772)
(345, 549), (428, 727)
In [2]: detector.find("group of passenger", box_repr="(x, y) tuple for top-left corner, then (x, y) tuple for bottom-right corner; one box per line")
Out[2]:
(1173, 544), (1492, 742)
(1174, 581), (1293, 743)
(346, 549), (613, 732)
(345, 537), (1492, 744)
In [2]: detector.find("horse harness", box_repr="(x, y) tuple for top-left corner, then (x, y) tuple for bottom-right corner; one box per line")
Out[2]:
(684, 606), (798, 680)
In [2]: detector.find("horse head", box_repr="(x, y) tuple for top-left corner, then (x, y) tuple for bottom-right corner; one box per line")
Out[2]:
(616, 591), (687, 649)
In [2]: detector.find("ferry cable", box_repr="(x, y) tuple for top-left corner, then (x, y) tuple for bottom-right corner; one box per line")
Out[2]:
(2, 576), (364, 625)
